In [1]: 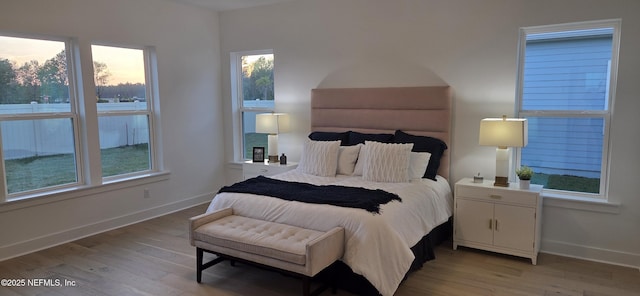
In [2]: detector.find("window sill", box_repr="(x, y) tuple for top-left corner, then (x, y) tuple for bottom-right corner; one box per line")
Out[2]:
(0, 170), (170, 213)
(542, 192), (621, 214)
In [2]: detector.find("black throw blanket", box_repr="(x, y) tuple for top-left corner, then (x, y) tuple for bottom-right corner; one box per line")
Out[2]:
(218, 176), (401, 214)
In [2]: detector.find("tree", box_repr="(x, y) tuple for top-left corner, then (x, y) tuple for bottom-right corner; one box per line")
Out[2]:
(101, 83), (145, 101)
(15, 60), (41, 103)
(250, 56), (274, 101)
(1, 50), (71, 104)
(255, 75), (272, 101)
(39, 50), (68, 102)
(93, 61), (111, 99)
(241, 56), (274, 101)
(0, 58), (16, 103)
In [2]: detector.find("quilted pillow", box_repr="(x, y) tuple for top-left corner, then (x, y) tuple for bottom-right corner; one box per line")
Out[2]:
(337, 144), (362, 175)
(362, 141), (414, 183)
(297, 139), (341, 177)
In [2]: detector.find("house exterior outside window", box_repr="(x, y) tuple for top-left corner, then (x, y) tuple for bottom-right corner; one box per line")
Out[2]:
(516, 19), (621, 199)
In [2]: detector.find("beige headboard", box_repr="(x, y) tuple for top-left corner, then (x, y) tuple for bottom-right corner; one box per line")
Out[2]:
(310, 86), (452, 180)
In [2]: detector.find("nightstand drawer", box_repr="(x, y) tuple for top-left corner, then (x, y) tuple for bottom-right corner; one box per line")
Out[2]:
(242, 161), (298, 180)
(456, 186), (538, 206)
(244, 164), (276, 175)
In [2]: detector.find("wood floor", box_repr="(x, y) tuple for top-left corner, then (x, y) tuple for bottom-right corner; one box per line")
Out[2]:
(1, 204), (638, 296)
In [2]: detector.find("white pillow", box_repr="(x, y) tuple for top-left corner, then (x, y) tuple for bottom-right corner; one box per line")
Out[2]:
(409, 152), (431, 179)
(362, 141), (414, 183)
(352, 144), (367, 176)
(297, 139), (341, 177)
(337, 144), (362, 175)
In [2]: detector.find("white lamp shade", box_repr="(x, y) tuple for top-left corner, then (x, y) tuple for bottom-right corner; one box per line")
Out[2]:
(479, 117), (528, 148)
(256, 113), (290, 134)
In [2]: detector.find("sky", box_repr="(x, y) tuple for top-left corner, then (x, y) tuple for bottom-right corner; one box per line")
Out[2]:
(0, 36), (145, 85)
(91, 45), (145, 85)
(0, 36), (63, 65)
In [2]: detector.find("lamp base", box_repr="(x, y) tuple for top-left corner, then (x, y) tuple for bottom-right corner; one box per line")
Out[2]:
(493, 176), (509, 187)
(268, 155), (279, 163)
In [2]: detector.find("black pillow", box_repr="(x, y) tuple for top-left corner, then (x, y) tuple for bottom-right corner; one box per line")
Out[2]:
(348, 131), (394, 146)
(308, 131), (350, 146)
(393, 130), (447, 181)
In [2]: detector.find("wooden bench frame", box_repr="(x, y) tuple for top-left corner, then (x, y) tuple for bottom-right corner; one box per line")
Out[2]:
(196, 248), (331, 296)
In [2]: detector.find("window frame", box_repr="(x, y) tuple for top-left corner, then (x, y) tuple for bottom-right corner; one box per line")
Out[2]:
(0, 35), (84, 200)
(230, 49), (275, 162)
(91, 43), (159, 181)
(515, 19), (621, 200)
(0, 33), (164, 204)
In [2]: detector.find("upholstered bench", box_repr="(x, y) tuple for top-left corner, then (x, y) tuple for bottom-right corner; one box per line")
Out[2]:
(189, 207), (345, 296)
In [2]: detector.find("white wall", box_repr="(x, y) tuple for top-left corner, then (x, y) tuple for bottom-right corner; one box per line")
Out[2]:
(219, 0), (640, 268)
(0, 0), (223, 259)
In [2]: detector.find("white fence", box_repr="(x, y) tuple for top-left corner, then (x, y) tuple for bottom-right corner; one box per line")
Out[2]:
(1, 103), (148, 160)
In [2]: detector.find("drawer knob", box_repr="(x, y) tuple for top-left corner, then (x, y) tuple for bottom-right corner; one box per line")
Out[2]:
(489, 194), (502, 199)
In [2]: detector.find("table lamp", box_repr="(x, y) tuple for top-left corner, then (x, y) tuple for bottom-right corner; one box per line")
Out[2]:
(479, 115), (528, 187)
(256, 113), (290, 163)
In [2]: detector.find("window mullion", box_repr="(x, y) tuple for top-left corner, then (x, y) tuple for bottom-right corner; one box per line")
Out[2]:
(519, 111), (608, 118)
(76, 40), (103, 185)
(98, 110), (150, 117)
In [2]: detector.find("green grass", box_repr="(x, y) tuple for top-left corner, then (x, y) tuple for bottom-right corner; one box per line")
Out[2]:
(244, 132), (268, 160)
(5, 144), (149, 194)
(531, 172), (600, 194)
(101, 144), (150, 177)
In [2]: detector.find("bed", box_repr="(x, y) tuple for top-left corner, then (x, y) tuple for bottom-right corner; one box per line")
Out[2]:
(207, 86), (453, 296)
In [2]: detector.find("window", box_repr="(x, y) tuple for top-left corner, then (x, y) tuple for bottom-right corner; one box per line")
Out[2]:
(91, 45), (154, 178)
(231, 50), (274, 160)
(0, 35), (81, 195)
(0, 32), (161, 202)
(516, 20), (620, 198)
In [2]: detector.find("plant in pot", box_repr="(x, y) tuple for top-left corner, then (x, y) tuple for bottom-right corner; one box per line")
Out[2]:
(516, 165), (534, 189)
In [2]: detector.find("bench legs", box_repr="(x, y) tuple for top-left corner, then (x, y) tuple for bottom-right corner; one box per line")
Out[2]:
(196, 248), (202, 283)
(195, 247), (335, 296)
(196, 247), (225, 283)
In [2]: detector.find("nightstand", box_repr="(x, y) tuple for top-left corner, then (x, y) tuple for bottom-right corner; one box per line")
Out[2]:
(242, 160), (298, 180)
(453, 178), (543, 264)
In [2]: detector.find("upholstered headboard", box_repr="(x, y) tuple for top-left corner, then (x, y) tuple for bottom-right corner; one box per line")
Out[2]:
(310, 86), (452, 180)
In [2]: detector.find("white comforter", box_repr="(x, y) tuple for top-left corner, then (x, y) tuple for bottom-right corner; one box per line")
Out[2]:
(206, 170), (453, 296)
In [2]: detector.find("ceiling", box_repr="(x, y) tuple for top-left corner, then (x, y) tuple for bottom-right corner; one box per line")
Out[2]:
(170, 0), (296, 11)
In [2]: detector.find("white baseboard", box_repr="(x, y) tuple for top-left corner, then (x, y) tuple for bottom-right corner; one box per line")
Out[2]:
(0, 192), (213, 262)
(541, 239), (640, 271)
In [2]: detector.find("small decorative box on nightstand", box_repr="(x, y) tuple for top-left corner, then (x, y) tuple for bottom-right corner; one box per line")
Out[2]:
(453, 178), (543, 264)
(242, 160), (297, 180)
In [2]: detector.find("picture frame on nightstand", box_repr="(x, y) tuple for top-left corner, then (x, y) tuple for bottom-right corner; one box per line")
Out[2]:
(252, 147), (265, 162)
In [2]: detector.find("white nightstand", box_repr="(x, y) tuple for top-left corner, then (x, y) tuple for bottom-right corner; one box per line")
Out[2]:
(242, 160), (298, 180)
(453, 178), (543, 264)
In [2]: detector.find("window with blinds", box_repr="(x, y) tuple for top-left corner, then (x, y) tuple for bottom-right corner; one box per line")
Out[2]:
(516, 20), (620, 198)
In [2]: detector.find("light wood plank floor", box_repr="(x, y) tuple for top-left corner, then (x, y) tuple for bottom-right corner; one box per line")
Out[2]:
(1, 204), (638, 296)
